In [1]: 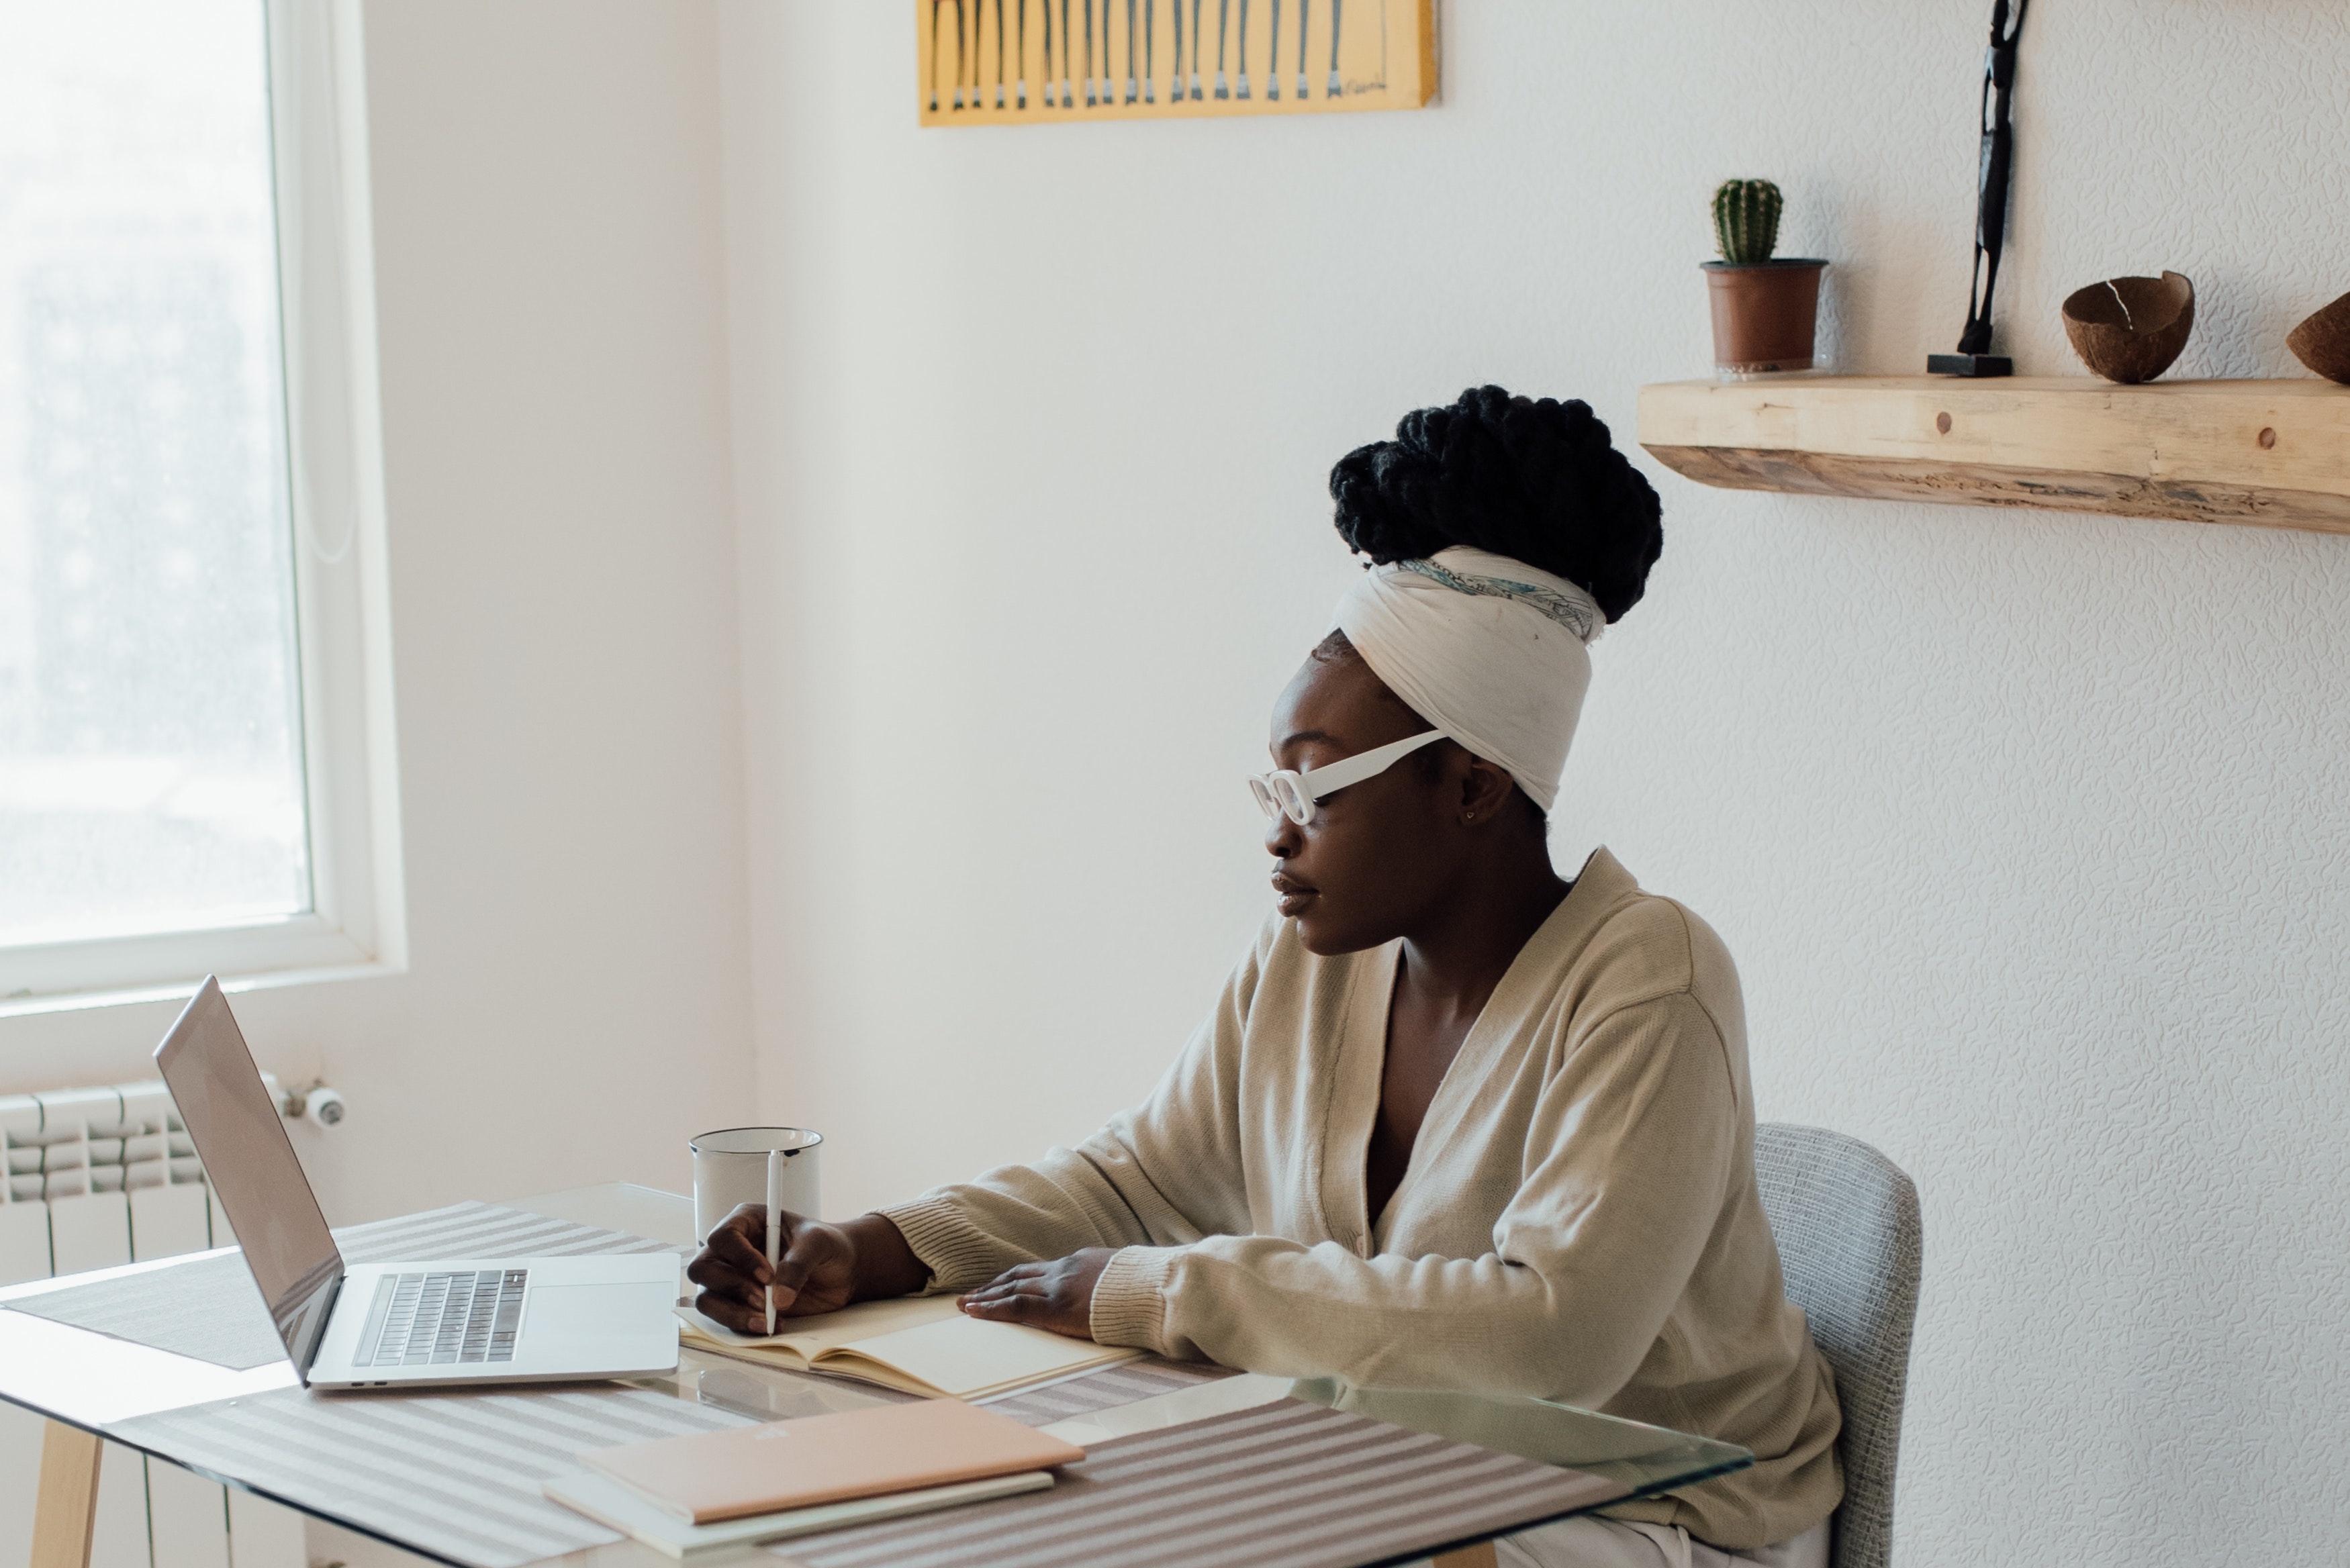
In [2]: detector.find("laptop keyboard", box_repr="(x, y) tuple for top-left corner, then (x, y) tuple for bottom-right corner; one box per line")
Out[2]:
(352, 1269), (528, 1367)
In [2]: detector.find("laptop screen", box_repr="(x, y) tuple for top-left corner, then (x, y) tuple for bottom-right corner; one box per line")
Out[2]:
(154, 977), (342, 1377)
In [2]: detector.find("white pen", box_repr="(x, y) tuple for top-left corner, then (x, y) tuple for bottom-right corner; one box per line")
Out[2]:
(764, 1147), (782, 1336)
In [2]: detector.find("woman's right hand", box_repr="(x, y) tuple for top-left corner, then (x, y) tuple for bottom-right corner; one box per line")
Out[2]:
(685, 1206), (931, 1334)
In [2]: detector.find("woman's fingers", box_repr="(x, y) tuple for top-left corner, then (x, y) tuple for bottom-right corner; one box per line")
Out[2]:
(689, 1205), (816, 1312)
(715, 1204), (772, 1251)
(721, 1200), (804, 1234)
(959, 1288), (1046, 1321)
(686, 1241), (775, 1307)
(714, 1205), (812, 1266)
(684, 1256), (767, 1308)
(769, 1238), (819, 1310)
(697, 1224), (773, 1287)
(960, 1279), (1052, 1310)
(956, 1287), (1021, 1310)
(955, 1249), (1107, 1341)
(959, 1273), (1038, 1300)
(974, 1261), (1043, 1293)
(694, 1287), (771, 1336)
(961, 1285), (1090, 1338)
(686, 1230), (767, 1285)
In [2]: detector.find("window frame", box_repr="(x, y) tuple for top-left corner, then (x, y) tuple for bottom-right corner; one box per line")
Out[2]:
(0, 0), (405, 1014)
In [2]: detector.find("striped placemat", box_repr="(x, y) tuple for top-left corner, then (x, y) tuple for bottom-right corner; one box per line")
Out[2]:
(10, 1251), (287, 1369)
(768, 1397), (1631, 1568)
(117, 1381), (750, 1566)
(338, 1199), (683, 1267)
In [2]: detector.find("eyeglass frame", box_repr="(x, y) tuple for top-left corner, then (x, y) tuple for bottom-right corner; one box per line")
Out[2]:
(1249, 728), (1448, 826)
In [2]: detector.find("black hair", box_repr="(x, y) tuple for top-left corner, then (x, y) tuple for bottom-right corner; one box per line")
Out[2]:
(1327, 386), (1664, 623)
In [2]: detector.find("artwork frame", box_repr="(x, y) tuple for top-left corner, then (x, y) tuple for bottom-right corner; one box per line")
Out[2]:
(916, 0), (1436, 126)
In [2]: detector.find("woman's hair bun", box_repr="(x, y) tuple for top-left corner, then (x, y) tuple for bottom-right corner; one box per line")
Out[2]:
(1328, 386), (1663, 623)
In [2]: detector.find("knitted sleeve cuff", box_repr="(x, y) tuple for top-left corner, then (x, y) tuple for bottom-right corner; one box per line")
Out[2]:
(874, 1195), (1014, 1293)
(1088, 1244), (1182, 1353)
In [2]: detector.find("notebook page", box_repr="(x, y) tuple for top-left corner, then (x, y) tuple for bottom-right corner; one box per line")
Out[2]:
(768, 1293), (966, 1355)
(827, 1314), (1140, 1400)
(679, 1291), (964, 1362)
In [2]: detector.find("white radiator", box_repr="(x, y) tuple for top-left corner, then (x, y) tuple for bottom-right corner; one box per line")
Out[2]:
(0, 1079), (314, 1568)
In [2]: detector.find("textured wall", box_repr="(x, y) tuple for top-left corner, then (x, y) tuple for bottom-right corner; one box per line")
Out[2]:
(720, 1), (2350, 1561)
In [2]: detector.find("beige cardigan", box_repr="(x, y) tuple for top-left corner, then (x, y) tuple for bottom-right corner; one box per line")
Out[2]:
(883, 848), (1842, 1550)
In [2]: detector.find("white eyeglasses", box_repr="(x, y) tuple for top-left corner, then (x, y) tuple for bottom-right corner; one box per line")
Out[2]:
(1249, 730), (1447, 826)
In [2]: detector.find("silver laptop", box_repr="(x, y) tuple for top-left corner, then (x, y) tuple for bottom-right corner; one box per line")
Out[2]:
(156, 976), (679, 1390)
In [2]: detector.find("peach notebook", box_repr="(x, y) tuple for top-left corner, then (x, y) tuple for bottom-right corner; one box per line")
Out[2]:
(581, 1398), (1086, 1525)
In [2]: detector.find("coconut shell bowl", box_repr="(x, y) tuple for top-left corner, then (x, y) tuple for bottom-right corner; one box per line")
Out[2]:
(2286, 291), (2350, 385)
(2062, 271), (2196, 383)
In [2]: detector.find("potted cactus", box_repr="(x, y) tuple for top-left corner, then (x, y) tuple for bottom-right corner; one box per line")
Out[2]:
(1702, 180), (1828, 377)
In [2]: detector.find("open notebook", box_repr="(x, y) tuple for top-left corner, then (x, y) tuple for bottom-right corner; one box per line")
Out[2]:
(675, 1293), (1141, 1400)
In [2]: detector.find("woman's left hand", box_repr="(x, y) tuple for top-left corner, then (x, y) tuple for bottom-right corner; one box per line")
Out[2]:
(958, 1247), (1117, 1340)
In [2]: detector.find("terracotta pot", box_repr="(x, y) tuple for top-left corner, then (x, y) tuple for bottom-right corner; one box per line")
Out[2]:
(1703, 259), (1828, 377)
(2286, 290), (2350, 385)
(2061, 272), (2195, 383)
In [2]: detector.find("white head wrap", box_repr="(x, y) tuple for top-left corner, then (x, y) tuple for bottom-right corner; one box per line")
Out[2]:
(1331, 546), (1604, 814)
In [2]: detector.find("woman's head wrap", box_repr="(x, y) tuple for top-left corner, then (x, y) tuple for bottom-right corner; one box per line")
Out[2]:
(1331, 545), (1603, 814)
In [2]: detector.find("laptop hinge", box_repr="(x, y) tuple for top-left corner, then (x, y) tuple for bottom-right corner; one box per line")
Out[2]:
(291, 1268), (345, 1388)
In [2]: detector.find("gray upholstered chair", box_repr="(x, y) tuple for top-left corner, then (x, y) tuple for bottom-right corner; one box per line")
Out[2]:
(1752, 1123), (1924, 1568)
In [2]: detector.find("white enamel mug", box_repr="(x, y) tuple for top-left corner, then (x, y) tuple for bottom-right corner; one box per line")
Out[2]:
(690, 1126), (823, 1243)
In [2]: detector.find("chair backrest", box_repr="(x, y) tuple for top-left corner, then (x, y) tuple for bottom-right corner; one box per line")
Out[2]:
(1752, 1123), (1923, 1568)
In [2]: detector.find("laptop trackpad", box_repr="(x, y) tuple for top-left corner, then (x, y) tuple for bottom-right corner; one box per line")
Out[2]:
(527, 1281), (669, 1343)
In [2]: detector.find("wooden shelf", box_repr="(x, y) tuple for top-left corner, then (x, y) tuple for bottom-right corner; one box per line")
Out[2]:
(1637, 376), (2350, 536)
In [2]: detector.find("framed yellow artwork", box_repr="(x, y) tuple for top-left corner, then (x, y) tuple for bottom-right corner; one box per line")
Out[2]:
(917, 0), (1436, 126)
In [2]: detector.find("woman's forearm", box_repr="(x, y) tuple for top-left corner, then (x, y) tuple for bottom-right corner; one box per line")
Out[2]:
(1107, 1236), (1652, 1405)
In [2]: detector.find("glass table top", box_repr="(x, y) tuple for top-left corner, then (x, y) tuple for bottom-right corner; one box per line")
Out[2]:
(540, 1181), (1752, 1514)
(0, 1183), (1754, 1565)
(1288, 1379), (1753, 1506)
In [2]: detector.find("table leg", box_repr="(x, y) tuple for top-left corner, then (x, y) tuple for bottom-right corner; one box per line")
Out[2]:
(29, 1420), (104, 1568)
(1431, 1545), (1499, 1568)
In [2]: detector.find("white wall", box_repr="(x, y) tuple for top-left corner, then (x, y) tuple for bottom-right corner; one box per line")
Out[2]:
(720, 2), (2350, 1562)
(0, 0), (753, 1224)
(3, 2), (2343, 1562)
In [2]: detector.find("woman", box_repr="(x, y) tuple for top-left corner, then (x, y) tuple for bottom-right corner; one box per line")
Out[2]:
(691, 387), (1842, 1568)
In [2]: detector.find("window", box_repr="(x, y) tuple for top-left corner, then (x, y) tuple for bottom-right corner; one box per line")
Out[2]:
(0, 1), (401, 1009)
